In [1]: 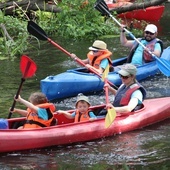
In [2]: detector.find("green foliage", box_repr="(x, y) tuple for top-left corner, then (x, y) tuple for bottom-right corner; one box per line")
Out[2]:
(0, 0), (143, 59)
(35, 0), (120, 40)
(0, 11), (29, 59)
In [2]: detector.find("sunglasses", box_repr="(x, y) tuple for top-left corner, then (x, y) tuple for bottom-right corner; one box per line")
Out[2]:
(92, 50), (99, 53)
(145, 31), (154, 35)
(119, 74), (131, 79)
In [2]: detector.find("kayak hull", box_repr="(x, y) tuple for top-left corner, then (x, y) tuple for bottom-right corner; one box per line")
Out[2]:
(107, 5), (165, 21)
(0, 97), (170, 153)
(40, 58), (158, 101)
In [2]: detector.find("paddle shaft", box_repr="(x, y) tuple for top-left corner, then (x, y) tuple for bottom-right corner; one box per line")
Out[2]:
(104, 78), (109, 105)
(8, 78), (25, 119)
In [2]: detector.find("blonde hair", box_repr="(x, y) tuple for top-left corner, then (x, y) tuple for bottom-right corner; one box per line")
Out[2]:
(28, 92), (48, 105)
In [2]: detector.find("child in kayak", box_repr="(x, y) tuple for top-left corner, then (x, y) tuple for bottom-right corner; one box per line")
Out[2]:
(70, 40), (113, 74)
(57, 94), (97, 122)
(11, 92), (57, 129)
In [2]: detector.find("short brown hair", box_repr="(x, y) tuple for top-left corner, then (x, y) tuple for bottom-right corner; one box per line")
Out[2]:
(29, 92), (48, 105)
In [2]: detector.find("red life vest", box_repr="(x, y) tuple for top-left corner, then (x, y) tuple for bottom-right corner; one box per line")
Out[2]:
(143, 39), (161, 62)
(87, 50), (113, 69)
(113, 83), (146, 109)
(74, 110), (90, 122)
(24, 103), (56, 129)
(126, 38), (163, 63)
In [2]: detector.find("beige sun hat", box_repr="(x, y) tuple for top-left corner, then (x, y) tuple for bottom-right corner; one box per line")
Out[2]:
(144, 24), (157, 33)
(75, 93), (91, 106)
(118, 64), (137, 76)
(89, 40), (107, 51)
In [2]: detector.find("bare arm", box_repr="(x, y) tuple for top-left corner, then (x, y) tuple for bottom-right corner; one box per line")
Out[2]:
(70, 53), (89, 64)
(57, 110), (74, 119)
(10, 108), (28, 117)
(152, 49), (161, 57)
(85, 64), (103, 74)
(107, 98), (138, 114)
(15, 95), (38, 113)
(120, 26), (134, 48)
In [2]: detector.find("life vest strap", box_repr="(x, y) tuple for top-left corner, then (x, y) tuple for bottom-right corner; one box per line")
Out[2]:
(25, 120), (47, 127)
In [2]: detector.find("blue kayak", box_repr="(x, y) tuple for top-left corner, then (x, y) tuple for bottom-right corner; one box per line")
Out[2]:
(41, 47), (170, 101)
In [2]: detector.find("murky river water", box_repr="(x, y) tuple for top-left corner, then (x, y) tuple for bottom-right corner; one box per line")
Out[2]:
(0, 3), (170, 170)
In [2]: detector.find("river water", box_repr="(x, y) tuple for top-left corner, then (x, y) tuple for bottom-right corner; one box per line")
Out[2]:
(0, 2), (170, 170)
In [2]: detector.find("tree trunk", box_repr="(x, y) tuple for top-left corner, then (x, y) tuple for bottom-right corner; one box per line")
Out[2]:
(110, 0), (167, 13)
(0, 0), (61, 16)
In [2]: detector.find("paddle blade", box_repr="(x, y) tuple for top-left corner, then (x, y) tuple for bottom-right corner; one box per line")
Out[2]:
(27, 21), (48, 41)
(102, 64), (109, 81)
(20, 55), (37, 78)
(105, 108), (116, 128)
(94, 0), (110, 16)
(155, 57), (170, 77)
(8, 55), (37, 119)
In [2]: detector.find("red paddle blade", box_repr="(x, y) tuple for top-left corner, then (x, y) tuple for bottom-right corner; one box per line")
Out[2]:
(20, 55), (37, 78)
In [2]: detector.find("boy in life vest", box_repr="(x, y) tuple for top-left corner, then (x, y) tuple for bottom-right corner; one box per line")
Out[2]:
(120, 24), (163, 65)
(57, 94), (97, 122)
(12, 92), (57, 129)
(70, 40), (113, 74)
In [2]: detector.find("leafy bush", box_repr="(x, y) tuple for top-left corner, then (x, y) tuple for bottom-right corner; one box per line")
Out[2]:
(0, 11), (29, 59)
(36, 0), (120, 40)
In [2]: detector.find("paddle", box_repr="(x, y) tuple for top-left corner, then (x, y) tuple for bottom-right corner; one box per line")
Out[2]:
(94, 0), (170, 77)
(102, 65), (116, 128)
(27, 20), (118, 89)
(7, 55), (37, 119)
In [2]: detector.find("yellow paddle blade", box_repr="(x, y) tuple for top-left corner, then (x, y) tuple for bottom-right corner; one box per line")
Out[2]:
(105, 108), (116, 128)
(101, 64), (109, 81)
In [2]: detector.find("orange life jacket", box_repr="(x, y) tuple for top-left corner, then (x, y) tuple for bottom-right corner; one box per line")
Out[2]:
(87, 50), (113, 69)
(24, 103), (56, 129)
(74, 110), (90, 123)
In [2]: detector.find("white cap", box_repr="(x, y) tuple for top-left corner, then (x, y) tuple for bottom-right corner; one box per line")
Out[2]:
(144, 24), (157, 33)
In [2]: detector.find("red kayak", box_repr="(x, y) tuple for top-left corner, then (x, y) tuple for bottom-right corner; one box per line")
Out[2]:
(107, 4), (165, 21)
(0, 97), (170, 153)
